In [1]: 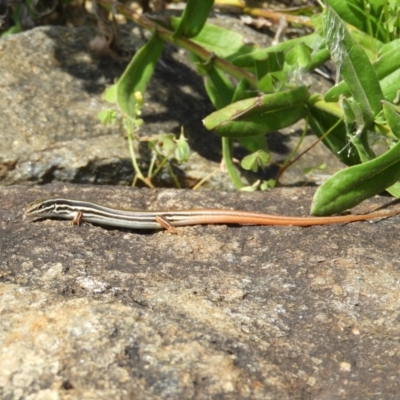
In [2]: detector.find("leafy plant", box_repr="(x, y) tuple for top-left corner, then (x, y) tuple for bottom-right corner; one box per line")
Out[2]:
(96, 0), (400, 214)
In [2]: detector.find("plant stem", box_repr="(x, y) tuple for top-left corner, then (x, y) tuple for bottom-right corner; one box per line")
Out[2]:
(222, 137), (243, 189)
(127, 129), (154, 188)
(95, 0), (257, 86)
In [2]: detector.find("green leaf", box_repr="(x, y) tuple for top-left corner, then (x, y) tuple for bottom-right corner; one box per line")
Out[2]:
(323, 6), (384, 127)
(379, 38), (400, 55)
(325, 38), (400, 102)
(252, 52), (285, 80)
(307, 96), (361, 166)
(301, 49), (330, 73)
(1, 25), (22, 38)
(149, 133), (176, 157)
(116, 33), (164, 117)
(238, 135), (269, 154)
(257, 74), (274, 93)
(386, 13), (400, 33)
(375, 40), (400, 78)
(349, 28), (382, 61)
(103, 84), (118, 104)
(386, 182), (400, 198)
(240, 182), (260, 192)
(190, 53), (235, 110)
(231, 78), (256, 103)
(257, 71), (287, 93)
(98, 109), (118, 125)
(340, 97), (375, 162)
(311, 139), (400, 215)
(204, 68), (235, 110)
(172, 0), (213, 39)
(171, 17), (254, 60)
(241, 150), (271, 172)
(326, 0), (386, 41)
(260, 179), (276, 190)
(232, 32), (325, 68)
(265, 52), (285, 73)
(380, 69), (400, 103)
(203, 86), (309, 138)
(285, 43), (312, 68)
(174, 130), (191, 163)
(383, 101), (400, 139)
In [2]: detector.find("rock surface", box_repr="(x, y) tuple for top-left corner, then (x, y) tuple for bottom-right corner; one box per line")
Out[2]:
(1, 184), (400, 398)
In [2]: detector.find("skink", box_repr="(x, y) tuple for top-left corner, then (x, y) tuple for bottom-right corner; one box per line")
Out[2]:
(23, 198), (400, 233)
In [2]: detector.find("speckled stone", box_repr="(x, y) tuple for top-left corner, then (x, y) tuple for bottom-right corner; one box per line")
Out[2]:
(1, 185), (400, 398)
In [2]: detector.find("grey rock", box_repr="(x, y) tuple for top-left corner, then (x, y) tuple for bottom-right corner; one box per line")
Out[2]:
(1, 184), (400, 398)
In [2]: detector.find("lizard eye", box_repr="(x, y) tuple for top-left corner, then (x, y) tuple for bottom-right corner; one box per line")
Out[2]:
(36, 202), (47, 211)
(29, 200), (51, 213)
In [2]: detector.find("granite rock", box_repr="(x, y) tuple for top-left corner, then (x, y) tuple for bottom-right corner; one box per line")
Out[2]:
(1, 185), (400, 398)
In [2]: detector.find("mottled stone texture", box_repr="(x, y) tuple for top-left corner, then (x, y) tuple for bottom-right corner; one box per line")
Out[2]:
(1, 185), (400, 399)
